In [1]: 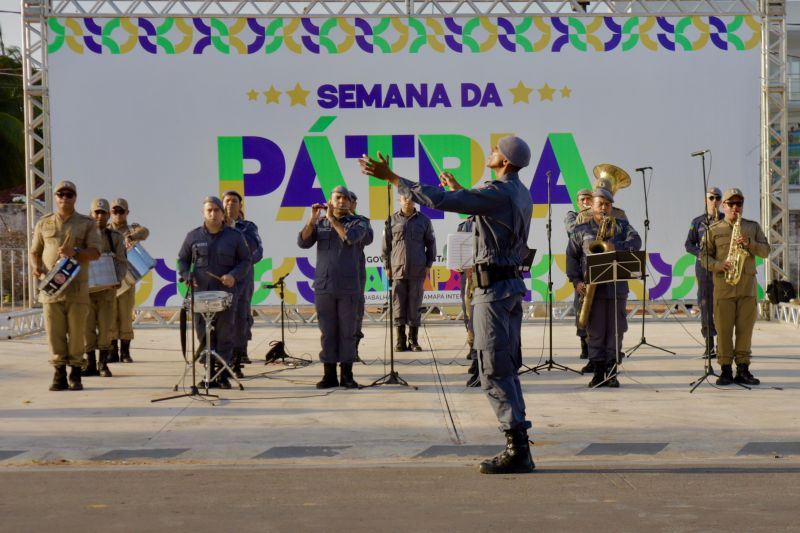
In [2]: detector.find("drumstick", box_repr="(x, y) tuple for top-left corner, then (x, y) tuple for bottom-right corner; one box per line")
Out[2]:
(207, 272), (224, 282)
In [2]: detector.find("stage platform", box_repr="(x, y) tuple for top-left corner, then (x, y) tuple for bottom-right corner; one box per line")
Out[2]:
(0, 320), (798, 469)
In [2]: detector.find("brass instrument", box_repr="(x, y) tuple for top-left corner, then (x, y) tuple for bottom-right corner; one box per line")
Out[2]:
(724, 216), (749, 286)
(593, 163), (631, 195)
(577, 215), (617, 329)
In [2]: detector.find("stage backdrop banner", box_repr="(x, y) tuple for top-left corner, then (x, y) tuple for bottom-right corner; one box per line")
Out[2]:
(47, 15), (763, 307)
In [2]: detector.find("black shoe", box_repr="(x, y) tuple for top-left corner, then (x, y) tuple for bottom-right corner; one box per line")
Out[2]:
(240, 352), (252, 365)
(617, 351), (625, 365)
(716, 364), (734, 386)
(395, 326), (407, 352)
(68, 366), (83, 391)
(466, 359), (481, 387)
(588, 363), (606, 388)
(316, 363), (339, 389)
(606, 375), (620, 388)
(83, 351), (100, 377)
(49, 366), (68, 391)
(98, 350), (113, 378)
(233, 366), (244, 379)
(479, 430), (535, 474)
(408, 326), (422, 352)
(579, 337), (588, 359)
(217, 372), (232, 390)
(108, 340), (120, 363)
(340, 363), (359, 389)
(581, 360), (595, 374)
(120, 340), (133, 363)
(734, 364), (760, 386)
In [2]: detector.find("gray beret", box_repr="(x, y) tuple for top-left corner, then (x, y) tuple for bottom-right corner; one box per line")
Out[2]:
(706, 186), (722, 197)
(331, 185), (351, 197)
(203, 196), (224, 210)
(497, 136), (532, 169)
(349, 191), (358, 201)
(593, 188), (614, 203)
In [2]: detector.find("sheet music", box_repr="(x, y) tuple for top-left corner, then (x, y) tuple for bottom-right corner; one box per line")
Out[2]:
(446, 233), (473, 270)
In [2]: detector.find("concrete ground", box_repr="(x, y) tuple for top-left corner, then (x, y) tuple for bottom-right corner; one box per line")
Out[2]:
(1, 319), (799, 531)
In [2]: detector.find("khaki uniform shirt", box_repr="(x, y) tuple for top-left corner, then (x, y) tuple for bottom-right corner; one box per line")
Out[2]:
(574, 206), (627, 225)
(109, 221), (149, 243)
(32, 212), (104, 304)
(700, 218), (770, 298)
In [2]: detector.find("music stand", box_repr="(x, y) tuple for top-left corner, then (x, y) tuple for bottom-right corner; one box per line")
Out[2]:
(586, 250), (644, 388)
(263, 276), (310, 365)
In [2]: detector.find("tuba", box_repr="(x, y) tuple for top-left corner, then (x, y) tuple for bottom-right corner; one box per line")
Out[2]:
(577, 215), (617, 329)
(724, 216), (749, 286)
(593, 163), (632, 195)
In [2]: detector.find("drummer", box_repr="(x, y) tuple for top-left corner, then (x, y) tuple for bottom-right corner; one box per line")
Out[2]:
(30, 180), (102, 391)
(108, 198), (150, 364)
(177, 196), (251, 389)
(84, 198), (127, 379)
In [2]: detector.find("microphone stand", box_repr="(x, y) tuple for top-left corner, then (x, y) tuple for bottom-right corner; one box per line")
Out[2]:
(153, 251), (218, 402)
(264, 275), (310, 365)
(521, 170), (581, 375)
(689, 152), (749, 392)
(364, 183), (415, 389)
(626, 167), (675, 358)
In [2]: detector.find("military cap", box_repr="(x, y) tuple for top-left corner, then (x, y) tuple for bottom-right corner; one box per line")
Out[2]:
(593, 188), (614, 203)
(707, 186), (722, 197)
(55, 180), (77, 193)
(111, 198), (129, 211)
(497, 136), (532, 168)
(90, 198), (110, 212)
(203, 196), (224, 210)
(577, 188), (593, 198)
(722, 188), (744, 203)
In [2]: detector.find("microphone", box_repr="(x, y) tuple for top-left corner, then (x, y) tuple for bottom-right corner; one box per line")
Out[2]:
(635, 166), (652, 172)
(691, 149), (710, 157)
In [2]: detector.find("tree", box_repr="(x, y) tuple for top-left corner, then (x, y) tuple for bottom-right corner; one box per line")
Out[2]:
(0, 44), (24, 191)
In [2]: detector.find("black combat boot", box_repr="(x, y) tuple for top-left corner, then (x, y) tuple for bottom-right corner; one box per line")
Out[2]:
(108, 340), (120, 363)
(68, 366), (83, 391)
(581, 359), (595, 374)
(232, 353), (244, 379)
(340, 363), (359, 389)
(605, 361), (620, 388)
(466, 359), (481, 387)
(120, 340), (133, 363)
(408, 326), (422, 352)
(217, 366), (232, 389)
(716, 364), (734, 386)
(395, 326), (407, 352)
(98, 350), (113, 377)
(479, 429), (535, 474)
(588, 361), (606, 388)
(83, 351), (100, 377)
(240, 351), (252, 364)
(579, 337), (588, 359)
(316, 363), (339, 389)
(734, 364), (760, 386)
(49, 366), (68, 391)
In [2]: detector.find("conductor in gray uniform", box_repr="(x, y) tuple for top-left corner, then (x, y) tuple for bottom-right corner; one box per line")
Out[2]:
(360, 136), (535, 475)
(382, 192), (436, 352)
(298, 186), (371, 389)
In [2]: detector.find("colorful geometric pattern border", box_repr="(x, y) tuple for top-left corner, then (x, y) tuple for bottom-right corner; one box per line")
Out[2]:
(48, 16), (761, 55)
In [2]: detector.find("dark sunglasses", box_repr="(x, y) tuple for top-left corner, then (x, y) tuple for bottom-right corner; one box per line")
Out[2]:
(56, 191), (75, 199)
(707, 195), (721, 201)
(725, 201), (743, 207)
(111, 208), (126, 214)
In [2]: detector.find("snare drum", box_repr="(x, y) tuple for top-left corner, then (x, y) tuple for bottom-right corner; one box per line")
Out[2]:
(38, 257), (80, 297)
(117, 243), (155, 296)
(88, 254), (118, 293)
(189, 291), (233, 313)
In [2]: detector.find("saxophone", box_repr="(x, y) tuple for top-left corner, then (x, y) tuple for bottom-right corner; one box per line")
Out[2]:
(724, 216), (749, 286)
(577, 216), (616, 329)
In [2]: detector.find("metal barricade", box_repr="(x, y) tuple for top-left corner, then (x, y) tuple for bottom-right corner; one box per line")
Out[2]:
(0, 248), (30, 312)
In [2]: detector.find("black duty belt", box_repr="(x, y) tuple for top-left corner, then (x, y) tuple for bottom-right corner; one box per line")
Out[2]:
(473, 264), (521, 289)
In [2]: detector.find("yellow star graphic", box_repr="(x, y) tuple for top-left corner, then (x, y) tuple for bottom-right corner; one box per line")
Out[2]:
(508, 81), (533, 104)
(538, 83), (555, 102)
(286, 83), (310, 107)
(246, 89), (259, 101)
(560, 86), (572, 98)
(264, 85), (282, 104)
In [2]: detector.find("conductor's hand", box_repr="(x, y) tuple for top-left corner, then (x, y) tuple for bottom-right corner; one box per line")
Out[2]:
(220, 274), (235, 288)
(439, 172), (462, 190)
(576, 281), (587, 296)
(359, 152), (395, 182)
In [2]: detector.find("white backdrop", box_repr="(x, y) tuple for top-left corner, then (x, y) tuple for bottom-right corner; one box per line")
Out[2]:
(47, 15), (762, 306)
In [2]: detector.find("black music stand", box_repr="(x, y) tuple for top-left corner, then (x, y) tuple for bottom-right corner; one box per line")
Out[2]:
(263, 275), (310, 365)
(586, 250), (645, 388)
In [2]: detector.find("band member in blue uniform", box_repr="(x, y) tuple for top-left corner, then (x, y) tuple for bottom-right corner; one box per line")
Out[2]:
(178, 196), (251, 389)
(360, 136), (536, 475)
(298, 186), (371, 389)
(223, 190), (263, 376)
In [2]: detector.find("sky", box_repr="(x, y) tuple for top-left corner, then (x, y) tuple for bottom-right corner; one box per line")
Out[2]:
(0, 1), (21, 51)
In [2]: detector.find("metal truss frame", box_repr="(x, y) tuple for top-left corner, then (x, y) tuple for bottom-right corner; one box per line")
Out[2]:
(22, 0), (786, 309)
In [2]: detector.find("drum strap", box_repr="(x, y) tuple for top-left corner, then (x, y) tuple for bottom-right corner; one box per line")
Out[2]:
(104, 229), (115, 254)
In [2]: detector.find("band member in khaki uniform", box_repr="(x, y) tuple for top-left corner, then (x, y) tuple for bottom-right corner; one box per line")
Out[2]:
(84, 198), (127, 378)
(701, 188), (769, 386)
(108, 198), (149, 363)
(30, 180), (102, 391)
